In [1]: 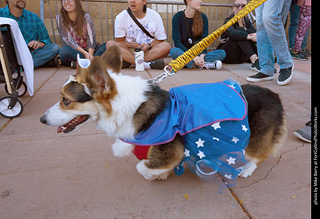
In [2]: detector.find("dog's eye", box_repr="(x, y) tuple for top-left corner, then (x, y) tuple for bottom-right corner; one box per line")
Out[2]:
(62, 97), (71, 106)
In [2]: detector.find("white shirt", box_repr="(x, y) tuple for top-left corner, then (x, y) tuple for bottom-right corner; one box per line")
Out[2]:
(114, 8), (167, 45)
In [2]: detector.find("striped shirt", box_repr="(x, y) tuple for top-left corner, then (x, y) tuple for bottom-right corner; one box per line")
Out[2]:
(0, 5), (52, 45)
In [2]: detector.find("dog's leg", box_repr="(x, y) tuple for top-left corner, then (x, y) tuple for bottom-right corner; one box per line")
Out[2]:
(136, 160), (173, 180)
(111, 138), (134, 157)
(136, 136), (184, 180)
(237, 157), (258, 178)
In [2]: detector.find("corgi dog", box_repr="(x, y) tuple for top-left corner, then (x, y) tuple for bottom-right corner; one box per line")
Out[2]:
(40, 45), (287, 183)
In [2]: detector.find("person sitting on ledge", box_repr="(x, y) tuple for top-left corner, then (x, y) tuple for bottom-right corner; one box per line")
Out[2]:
(0, 0), (60, 68)
(106, 0), (171, 69)
(56, 0), (106, 69)
(170, 0), (226, 70)
(217, 0), (259, 71)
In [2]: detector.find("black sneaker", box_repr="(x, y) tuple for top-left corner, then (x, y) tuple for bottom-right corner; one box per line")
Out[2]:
(292, 51), (308, 61)
(246, 72), (274, 83)
(42, 56), (60, 67)
(277, 64), (293, 86)
(150, 59), (165, 69)
(51, 56), (60, 67)
(250, 59), (260, 71)
(250, 59), (277, 74)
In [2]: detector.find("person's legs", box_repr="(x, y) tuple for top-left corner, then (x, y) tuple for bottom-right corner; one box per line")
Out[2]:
(94, 43), (107, 56)
(144, 42), (171, 62)
(170, 47), (194, 69)
(301, 26), (310, 51)
(204, 49), (226, 63)
(288, 4), (300, 49)
(256, 3), (275, 76)
(262, 0), (293, 71)
(288, 4), (310, 50)
(293, 4), (311, 53)
(237, 41), (257, 62)
(59, 46), (84, 66)
(219, 40), (241, 64)
(118, 44), (135, 64)
(31, 43), (60, 68)
(105, 40), (135, 64)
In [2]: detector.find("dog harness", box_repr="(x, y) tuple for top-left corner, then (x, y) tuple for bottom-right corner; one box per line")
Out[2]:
(123, 79), (250, 188)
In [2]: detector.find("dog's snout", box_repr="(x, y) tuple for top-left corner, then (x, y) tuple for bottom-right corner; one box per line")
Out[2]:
(40, 115), (47, 124)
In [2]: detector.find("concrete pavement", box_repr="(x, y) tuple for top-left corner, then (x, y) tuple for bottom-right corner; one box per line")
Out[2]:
(0, 58), (311, 218)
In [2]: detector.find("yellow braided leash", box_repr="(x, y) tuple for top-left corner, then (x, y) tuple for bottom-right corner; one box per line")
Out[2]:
(167, 0), (266, 73)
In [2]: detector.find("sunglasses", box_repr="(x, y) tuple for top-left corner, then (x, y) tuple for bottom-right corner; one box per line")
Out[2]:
(234, 4), (246, 8)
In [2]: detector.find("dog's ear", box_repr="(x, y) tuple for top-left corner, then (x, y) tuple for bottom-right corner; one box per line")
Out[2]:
(86, 57), (114, 94)
(101, 45), (122, 73)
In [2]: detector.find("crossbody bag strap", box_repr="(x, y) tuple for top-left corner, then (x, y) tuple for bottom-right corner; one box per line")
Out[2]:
(127, 8), (154, 39)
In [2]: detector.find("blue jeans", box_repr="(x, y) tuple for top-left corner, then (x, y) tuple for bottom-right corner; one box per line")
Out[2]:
(170, 47), (226, 69)
(31, 43), (60, 68)
(59, 43), (107, 65)
(256, 0), (293, 76)
(288, 4), (310, 50)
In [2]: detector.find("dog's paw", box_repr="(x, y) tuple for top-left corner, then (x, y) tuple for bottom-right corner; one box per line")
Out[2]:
(111, 139), (134, 157)
(136, 160), (172, 181)
(136, 160), (156, 180)
(237, 161), (257, 178)
(158, 170), (172, 180)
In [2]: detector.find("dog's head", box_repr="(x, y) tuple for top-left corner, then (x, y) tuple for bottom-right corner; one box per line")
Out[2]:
(40, 45), (122, 133)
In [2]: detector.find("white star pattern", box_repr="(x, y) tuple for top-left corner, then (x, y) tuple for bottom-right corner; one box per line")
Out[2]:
(242, 125), (248, 132)
(212, 137), (220, 141)
(184, 149), (190, 157)
(231, 137), (239, 144)
(211, 122), (221, 130)
(224, 174), (232, 179)
(226, 156), (236, 165)
(197, 150), (206, 159)
(195, 138), (205, 148)
(228, 84), (236, 89)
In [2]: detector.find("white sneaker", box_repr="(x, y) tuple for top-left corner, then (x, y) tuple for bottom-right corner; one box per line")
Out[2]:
(202, 61), (222, 70)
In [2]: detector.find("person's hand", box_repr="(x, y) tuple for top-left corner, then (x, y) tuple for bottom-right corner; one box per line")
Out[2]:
(84, 51), (93, 61)
(140, 43), (149, 52)
(247, 33), (257, 42)
(130, 42), (140, 49)
(28, 40), (45, 50)
(193, 55), (205, 68)
(250, 33), (257, 42)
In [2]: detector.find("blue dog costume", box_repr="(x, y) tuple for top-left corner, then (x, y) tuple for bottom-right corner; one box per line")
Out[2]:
(122, 79), (250, 188)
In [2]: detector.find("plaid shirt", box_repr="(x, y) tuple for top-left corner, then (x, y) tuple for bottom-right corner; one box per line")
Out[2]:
(0, 5), (52, 45)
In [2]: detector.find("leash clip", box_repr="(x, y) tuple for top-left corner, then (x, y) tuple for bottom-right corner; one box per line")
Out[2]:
(149, 65), (175, 84)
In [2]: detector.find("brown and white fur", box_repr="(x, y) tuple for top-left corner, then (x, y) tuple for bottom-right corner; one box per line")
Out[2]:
(40, 45), (287, 180)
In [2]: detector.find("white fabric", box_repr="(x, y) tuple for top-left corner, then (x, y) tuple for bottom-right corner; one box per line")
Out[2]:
(115, 8), (167, 45)
(0, 17), (34, 96)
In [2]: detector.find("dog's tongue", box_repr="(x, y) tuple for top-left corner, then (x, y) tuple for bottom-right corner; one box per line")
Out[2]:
(57, 125), (74, 134)
(56, 115), (89, 133)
